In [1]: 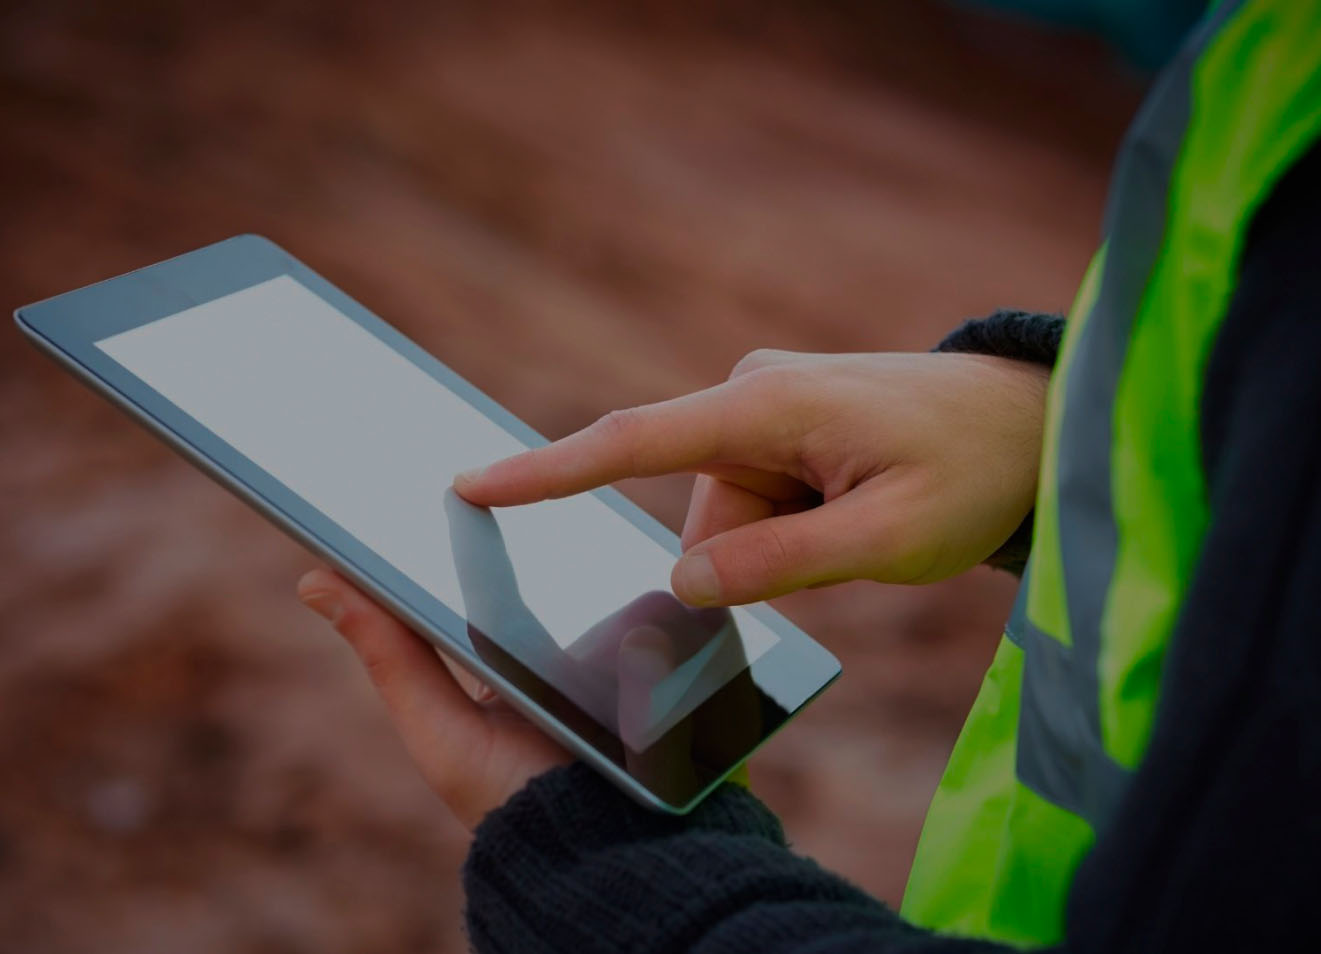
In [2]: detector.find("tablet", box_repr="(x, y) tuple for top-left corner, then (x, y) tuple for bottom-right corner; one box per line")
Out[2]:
(15, 235), (841, 813)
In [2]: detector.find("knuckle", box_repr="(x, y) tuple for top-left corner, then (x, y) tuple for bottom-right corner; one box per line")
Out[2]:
(597, 406), (639, 441)
(339, 613), (395, 687)
(755, 524), (795, 580)
(359, 646), (396, 690)
(741, 362), (806, 399)
(595, 406), (642, 472)
(602, 404), (636, 436)
(729, 348), (784, 379)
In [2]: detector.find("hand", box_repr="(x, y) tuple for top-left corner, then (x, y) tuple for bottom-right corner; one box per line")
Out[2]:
(455, 350), (1049, 606)
(298, 570), (759, 819)
(296, 568), (570, 832)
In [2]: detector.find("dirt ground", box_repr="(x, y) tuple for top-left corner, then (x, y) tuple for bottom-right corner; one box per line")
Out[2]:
(0, 2), (1140, 951)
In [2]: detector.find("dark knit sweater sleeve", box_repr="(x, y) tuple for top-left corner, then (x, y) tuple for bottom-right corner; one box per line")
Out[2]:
(934, 309), (1065, 367)
(463, 763), (1012, 954)
(934, 308), (1065, 574)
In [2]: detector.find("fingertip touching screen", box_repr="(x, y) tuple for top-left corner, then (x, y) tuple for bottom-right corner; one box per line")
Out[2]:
(93, 274), (792, 801)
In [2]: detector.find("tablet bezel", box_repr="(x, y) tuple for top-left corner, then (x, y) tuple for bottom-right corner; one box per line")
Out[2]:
(14, 234), (841, 813)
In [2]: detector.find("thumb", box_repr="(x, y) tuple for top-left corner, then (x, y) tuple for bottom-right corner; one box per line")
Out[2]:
(670, 494), (881, 606)
(616, 624), (678, 746)
(297, 569), (485, 746)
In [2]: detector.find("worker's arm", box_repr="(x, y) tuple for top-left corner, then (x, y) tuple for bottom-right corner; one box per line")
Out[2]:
(295, 137), (1321, 954)
(460, 138), (1321, 954)
(300, 152), (1321, 951)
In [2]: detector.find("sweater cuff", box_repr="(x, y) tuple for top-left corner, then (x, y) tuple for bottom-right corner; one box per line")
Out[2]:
(463, 763), (788, 952)
(935, 309), (1063, 575)
(935, 309), (1065, 367)
(469, 762), (785, 860)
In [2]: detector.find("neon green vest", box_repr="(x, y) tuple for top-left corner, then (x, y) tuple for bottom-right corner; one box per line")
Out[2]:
(901, 1), (1321, 945)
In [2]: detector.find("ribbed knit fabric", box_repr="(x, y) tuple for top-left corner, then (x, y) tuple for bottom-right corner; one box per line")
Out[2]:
(933, 309), (1065, 575)
(463, 763), (1007, 954)
(934, 309), (1065, 367)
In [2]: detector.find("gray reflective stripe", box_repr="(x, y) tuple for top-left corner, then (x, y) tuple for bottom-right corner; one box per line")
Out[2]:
(1014, 596), (1132, 821)
(1010, 563), (1128, 823)
(1004, 576), (1027, 649)
(1011, 0), (1246, 829)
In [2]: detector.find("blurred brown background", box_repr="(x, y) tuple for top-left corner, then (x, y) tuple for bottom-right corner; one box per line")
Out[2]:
(0, 1), (1141, 951)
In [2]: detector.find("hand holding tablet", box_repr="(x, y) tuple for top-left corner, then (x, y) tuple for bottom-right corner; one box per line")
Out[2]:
(15, 235), (840, 813)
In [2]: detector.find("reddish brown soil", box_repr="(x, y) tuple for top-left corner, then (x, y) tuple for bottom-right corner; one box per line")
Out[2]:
(0, 2), (1140, 951)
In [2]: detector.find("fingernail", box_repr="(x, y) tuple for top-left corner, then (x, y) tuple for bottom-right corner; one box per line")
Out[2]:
(454, 466), (485, 486)
(299, 590), (344, 624)
(675, 553), (721, 605)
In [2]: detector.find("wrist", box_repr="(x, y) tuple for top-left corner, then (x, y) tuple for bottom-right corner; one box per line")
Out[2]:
(935, 312), (1058, 576)
(463, 763), (785, 952)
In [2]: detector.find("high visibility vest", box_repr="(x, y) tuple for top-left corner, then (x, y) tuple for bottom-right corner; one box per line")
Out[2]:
(900, 1), (1321, 945)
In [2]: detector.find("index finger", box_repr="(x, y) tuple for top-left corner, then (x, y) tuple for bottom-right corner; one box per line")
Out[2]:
(453, 379), (769, 506)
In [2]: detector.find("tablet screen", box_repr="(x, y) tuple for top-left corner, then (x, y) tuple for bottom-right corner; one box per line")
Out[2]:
(95, 275), (779, 755)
